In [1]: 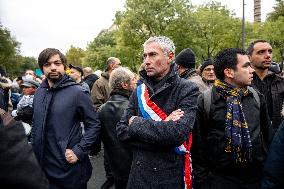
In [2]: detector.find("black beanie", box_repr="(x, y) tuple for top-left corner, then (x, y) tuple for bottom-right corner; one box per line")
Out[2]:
(200, 58), (213, 74)
(175, 48), (196, 69)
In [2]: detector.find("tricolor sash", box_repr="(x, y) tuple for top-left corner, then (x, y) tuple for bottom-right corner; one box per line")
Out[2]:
(137, 83), (193, 189)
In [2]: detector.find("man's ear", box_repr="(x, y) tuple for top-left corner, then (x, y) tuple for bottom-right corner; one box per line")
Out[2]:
(121, 82), (129, 90)
(110, 63), (115, 71)
(248, 55), (252, 62)
(168, 52), (175, 63)
(224, 68), (234, 79)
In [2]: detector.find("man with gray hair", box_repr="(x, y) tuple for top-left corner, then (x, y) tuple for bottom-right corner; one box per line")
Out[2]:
(99, 67), (136, 189)
(117, 36), (199, 188)
(91, 57), (121, 110)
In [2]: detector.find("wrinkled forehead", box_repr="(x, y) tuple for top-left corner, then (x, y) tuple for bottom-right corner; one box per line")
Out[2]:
(143, 42), (163, 53)
(25, 70), (34, 75)
(253, 42), (272, 52)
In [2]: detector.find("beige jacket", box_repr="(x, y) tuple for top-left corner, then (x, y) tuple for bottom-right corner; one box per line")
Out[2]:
(91, 72), (111, 110)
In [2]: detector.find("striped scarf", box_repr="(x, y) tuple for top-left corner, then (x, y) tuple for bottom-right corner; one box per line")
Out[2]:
(214, 79), (252, 164)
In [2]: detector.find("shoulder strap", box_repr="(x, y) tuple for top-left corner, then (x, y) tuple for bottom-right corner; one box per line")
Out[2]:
(203, 88), (212, 117)
(203, 87), (260, 117)
(247, 86), (260, 108)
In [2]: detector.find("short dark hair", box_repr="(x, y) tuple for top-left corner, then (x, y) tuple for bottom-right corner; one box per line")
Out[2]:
(246, 39), (269, 55)
(214, 48), (246, 80)
(38, 48), (67, 70)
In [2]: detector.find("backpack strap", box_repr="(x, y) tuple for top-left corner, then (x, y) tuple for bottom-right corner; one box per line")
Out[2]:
(203, 88), (212, 118)
(203, 87), (260, 118)
(247, 86), (260, 109)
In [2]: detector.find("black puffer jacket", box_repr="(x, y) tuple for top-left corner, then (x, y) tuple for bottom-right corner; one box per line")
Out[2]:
(99, 89), (132, 181)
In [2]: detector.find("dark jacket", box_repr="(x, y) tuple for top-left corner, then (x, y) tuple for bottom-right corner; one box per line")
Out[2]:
(99, 89), (133, 181)
(83, 73), (99, 90)
(192, 86), (273, 188)
(180, 68), (198, 80)
(252, 72), (284, 130)
(14, 106), (33, 125)
(0, 120), (49, 189)
(262, 120), (284, 189)
(116, 64), (199, 188)
(0, 89), (5, 126)
(32, 75), (101, 189)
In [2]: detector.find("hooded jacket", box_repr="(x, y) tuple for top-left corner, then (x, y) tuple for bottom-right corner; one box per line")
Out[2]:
(32, 75), (100, 189)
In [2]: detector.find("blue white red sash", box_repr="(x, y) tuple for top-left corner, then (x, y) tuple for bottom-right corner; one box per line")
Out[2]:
(137, 83), (193, 189)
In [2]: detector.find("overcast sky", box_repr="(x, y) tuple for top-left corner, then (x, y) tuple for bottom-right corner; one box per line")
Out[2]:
(0, 0), (276, 58)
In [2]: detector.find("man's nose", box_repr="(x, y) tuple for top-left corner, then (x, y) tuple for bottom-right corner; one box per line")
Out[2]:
(50, 63), (57, 70)
(265, 51), (272, 58)
(144, 57), (150, 65)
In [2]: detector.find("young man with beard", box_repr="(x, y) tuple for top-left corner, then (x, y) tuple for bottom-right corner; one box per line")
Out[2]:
(191, 48), (273, 189)
(116, 36), (199, 188)
(99, 67), (137, 189)
(31, 48), (101, 189)
(247, 40), (284, 131)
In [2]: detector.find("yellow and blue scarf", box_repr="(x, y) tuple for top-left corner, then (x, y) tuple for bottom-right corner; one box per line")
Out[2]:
(214, 79), (252, 164)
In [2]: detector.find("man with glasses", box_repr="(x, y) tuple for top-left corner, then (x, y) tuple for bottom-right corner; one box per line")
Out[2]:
(190, 58), (216, 92)
(31, 48), (101, 189)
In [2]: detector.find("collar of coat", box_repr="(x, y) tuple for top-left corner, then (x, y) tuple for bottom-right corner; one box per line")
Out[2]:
(40, 74), (78, 90)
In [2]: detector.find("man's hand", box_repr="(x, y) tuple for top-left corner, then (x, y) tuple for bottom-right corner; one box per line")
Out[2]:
(128, 116), (137, 125)
(165, 109), (184, 122)
(65, 149), (78, 164)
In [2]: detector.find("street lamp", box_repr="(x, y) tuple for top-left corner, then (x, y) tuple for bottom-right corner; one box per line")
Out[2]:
(242, 0), (245, 49)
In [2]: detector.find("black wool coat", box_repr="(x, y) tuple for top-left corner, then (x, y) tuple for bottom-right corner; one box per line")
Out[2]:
(117, 65), (199, 189)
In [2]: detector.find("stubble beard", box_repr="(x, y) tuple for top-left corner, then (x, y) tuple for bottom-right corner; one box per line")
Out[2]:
(47, 72), (63, 83)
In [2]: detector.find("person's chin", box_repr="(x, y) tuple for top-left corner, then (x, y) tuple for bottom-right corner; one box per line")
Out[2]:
(146, 71), (155, 77)
(48, 75), (62, 82)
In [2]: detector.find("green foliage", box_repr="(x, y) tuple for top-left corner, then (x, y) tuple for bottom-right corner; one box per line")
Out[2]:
(65, 46), (85, 67)
(114, 0), (250, 67)
(261, 17), (284, 63)
(189, 2), (244, 62)
(114, 0), (197, 70)
(84, 30), (118, 71)
(267, 0), (284, 21)
(0, 23), (38, 78)
(2, 0), (284, 76)
(0, 24), (19, 71)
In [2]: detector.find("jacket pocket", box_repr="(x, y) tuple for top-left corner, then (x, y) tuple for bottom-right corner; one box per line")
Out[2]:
(58, 139), (71, 170)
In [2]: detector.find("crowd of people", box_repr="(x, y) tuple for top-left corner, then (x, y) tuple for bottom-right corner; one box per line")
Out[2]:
(0, 36), (284, 189)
